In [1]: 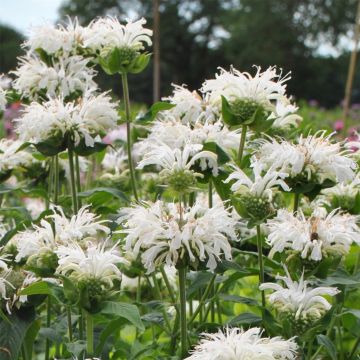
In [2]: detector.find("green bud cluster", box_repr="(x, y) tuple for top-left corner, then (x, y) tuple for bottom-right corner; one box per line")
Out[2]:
(101, 46), (138, 65)
(161, 169), (197, 193)
(79, 277), (107, 313)
(26, 249), (58, 277)
(240, 194), (273, 221)
(230, 98), (261, 123)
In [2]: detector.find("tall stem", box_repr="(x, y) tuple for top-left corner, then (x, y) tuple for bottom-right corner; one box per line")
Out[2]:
(293, 193), (300, 213)
(86, 312), (94, 356)
(238, 124), (247, 166)
(256, 225), (266, 318)
(75, 154), (82, 208)
(45, 296), (51, 360)
(78, 306), (84, 340)
(208, 180), (215, 322)
(67, 142), (78, 213)
(54, 155), (59, 205)
(178, 266), (188, 358)
(121, 73), (139, 202)
(67, 307), (73, 342)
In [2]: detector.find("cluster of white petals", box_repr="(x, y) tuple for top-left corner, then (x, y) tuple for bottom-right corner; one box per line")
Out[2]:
(270, 100), (302, 129)
(186, 327), (297, 360)
(0, 86), (6, 112)
(322, 174), (360, 199)
(56, 241), (126, 286)
(102, 148), (127, 175)
(13, 205), (109, 262)
(162, 84), (218, 124)
(256, 132), (356, 184)
(0, 139), (34, 173)
(137, 143), (219, 177)
(260, 267), (339, 321)
(225, 161), (290, 200)
(83, 17), (152, 55)
(16, 92), (118, 147)
(24, 19), (84, 56)
(201, 66), (290, 112)
(267, 208), (360, 260)
(12, 55), (97, 99)
(118, 200), (237, 273)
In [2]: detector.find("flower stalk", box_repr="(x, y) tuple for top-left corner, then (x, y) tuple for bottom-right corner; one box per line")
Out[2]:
(178, 265), (188, 358)
(256, 225), (266, 317)
(238, 124), (247, 165)
(121, 72), (139, 202)
(86, 312), (94, 356)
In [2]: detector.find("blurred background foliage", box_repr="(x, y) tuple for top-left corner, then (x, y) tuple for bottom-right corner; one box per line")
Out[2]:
(0, 0), (359, 108)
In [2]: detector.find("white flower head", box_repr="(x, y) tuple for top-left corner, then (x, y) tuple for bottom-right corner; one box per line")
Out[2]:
(50, 205), (110, 243)
(256, 132), (357, 184)
(83, 17), (152, 56)
(186, 327), (298, 360)
(0, 76), (8, 111)
(267, 208), (360, 261)
(0, 139), (34, 173)
(270, 99), (302, 129)
(12, 55), (97, 100)
(260, 267), (339, 321)
(119, 200), (237, 273)
(16, 92), (118, 148)
(225, 161), (290, 200)
(56, 241), (127, 287)
(137, 143), (219, 178)
(201, 66), (290, 113)
(162, 84), (218, 125)
(102, 147), (127, 175)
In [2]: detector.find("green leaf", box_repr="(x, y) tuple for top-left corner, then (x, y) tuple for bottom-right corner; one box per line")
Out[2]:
(74, 138), (108, 156)
(23, 319), (41, 360)
(203, 142), (230, 165)
(101, 301), (145, 331)
(96, 317), (124, 354)
(0, 307), (36, 360)
(129, 53), (151, 74)
(66, 340), (87, 357)
(20, 280), (65, 304)
(221, 96), (240, 126)
(34, 135), (67, 156)
(77, 187), (129, 203)
(219, 294), (259, 306)
(212, 170), (232, 201)
(227, 312), (262, 326)
(136, 101), (175, 124)
(317, 334), (337, 360)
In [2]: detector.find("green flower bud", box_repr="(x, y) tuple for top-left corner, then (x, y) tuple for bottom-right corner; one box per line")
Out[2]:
(79, 277), (108, 313)
(233, 193), (274, 222)
(230, 98), (262, 123)
(161, 169), (198, 194)
(26, 249), (58, 277)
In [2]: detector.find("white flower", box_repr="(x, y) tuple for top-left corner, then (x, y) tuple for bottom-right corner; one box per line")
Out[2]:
(12, 55), (97, 100)
(322, 174), (360, 199)
(0, 74), (12, 90)
(260, 267), (339, 321)
(185, 327), (297, 360)
(270, 100), (302, 129)
(0, 270), (15, 300)
(119, 200), (237, 273)
(25, 19), (83, 56)
(201, 66), (290, 112)
(224, 161), (290, 200)
(102, 148), (127, 175)
(16, 92), (118, 147)
(14, 222), (55, 262)
(137, 143), (219, 177)
(50, 205), (110, 243)
(83, 17), (152, 56)
(56, 241), (127, 287)
(0, 139), (34, 173)
(162, 84), (218, 125)
(256, 132), (356, 184)
(0, 85), (7, 112)
(267, 208), (360, 261)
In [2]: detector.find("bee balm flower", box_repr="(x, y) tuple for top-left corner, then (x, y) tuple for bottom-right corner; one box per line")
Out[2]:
(185, 327), (297, 360)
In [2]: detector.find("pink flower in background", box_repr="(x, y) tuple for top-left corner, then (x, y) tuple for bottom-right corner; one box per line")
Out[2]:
(4, 101), (22, 138)
(333, 120), (344, 132)
(103, 124), (127, 144)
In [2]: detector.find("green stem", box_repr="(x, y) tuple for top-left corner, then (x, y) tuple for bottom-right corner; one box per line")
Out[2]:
(170, 310), (180, 355)
(238, 124), (247, 165)
(75, 154), (82, 208)
(188, 275), (216, 326)
(86, 312), (94, 356)
(178, 266), (188, 358)
(160, 266), (177, 307)
(67, 307), (73, 342)
(78, 305), (84, 340)
(54, 155), (59, 205)
(45, 296), (51, 360)
(350, 336), (360, 359)
(67, 142), (78, 214)
(121, 73), (139, 202)
(256, 225), (266, 318)
(293, 193), (300, 213)
(208, 180), (215, 322)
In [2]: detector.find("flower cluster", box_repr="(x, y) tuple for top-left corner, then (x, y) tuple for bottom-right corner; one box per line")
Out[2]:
(186, 327), (298, 360)
(267, 208), (360, 261)
(119, 200), (237, 273)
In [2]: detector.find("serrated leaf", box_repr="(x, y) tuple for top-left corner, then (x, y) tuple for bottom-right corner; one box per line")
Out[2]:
(101, 301), (144, 330)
